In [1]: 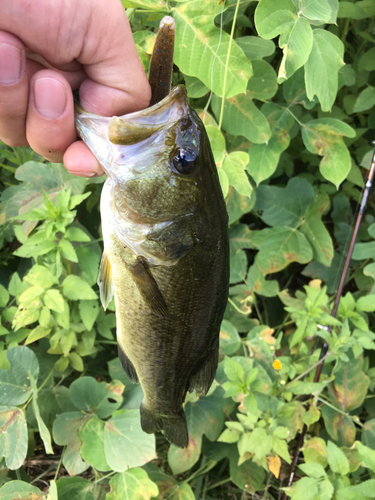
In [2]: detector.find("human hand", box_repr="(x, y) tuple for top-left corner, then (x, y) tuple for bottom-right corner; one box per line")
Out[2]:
(0, 0), (151, 177)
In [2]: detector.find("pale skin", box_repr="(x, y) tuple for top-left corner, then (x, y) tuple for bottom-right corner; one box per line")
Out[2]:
(0, 0), (151, 177)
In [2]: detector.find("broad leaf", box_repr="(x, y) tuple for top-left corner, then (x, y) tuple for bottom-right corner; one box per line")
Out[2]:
(0, 346), (39, 405)
(255, 0), (313, 82)
(53, 412), (90, 476)
(104, 410), (156, 472)
(328, 358), (369, 411)
(247, 103), (294, 184)
(305, 29), (344, 111)
(69, 376), (124, 418)
(62, 275), (97, 300)
(236, 36), (275, 60)
(211, 93), (271, 144)
(301, 118), (355, 188)
(0, 481), (45, 500)
(172, 1), (253, 98)
(107, 468), (159, 500)
(80, 414), (111, 472)
(30, 373), (54, 454)
(0, 406), (28, 469)
(251, 227), (313, 275)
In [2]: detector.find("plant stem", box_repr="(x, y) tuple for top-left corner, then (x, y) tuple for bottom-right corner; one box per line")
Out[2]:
(205, 477), (232, 491)
(276, 350), (332, 396)
(54, 446), (66, 480)
(317, 396), (364, 427)
(37, 367), (55, 393)
(218, 0), (241, 130)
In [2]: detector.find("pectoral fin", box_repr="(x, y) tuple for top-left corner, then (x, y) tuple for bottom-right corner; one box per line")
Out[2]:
(125, 257), (169, 319)
(97, 251), (114, 310)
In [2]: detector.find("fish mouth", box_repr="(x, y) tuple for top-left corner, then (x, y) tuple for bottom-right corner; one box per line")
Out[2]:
(75, 85), (190, 151)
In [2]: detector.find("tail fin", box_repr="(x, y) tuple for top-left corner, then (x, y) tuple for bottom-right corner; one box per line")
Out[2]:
(140, 401), (189, 448)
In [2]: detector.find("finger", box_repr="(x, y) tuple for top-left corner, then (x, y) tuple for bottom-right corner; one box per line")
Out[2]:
(78, 0), (151, 116)
(0, 30), (28, 146)
(63, 140), (105, 177)
(26, 69), (76, 162)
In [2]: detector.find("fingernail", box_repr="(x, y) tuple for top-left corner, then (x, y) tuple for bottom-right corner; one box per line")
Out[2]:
(0, 43), (22, 84)
(33, 77), (67, 118)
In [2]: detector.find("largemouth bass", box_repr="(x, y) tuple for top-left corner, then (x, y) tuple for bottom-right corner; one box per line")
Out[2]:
(75, 17), (229, 448)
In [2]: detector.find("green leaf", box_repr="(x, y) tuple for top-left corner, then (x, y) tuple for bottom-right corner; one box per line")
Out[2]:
(305, 29), (344, 111)
(80, 414), (111, 471)
(62, 275), (97, 300)
(352, 87), (375, 114)
(300, 193), (334, 266)
(327, 440), (350, 476)
(255, 177), (314, 227)
(76, 246), (101, 287)
(107, 468), (159, 500)
(13, 240), (56, 258)
(347, 480), (375, 497)
(0, 407), (28, 469)
(353, 241), (375, 261)
(56, 476), (104, 500)
(30, 373), (54, 454)
(236, 36), (275, 60)
(212, 93), (271, 143)
(251, 227), (313, 275)
(338, 1), (375, 20)
(247, 103), (294, 184)
(122, 0), (169, 10)
(299, 462), (327, 478)
(53, 412), (90, 476)
(104, 410), (156, 471)
(58, 240), (78, 263)
(288, 382), (326, 395)
(184, 75), (209, 99)
(247, 60), (278, 100)
(0, 481), (45, 500)
(358, 47), (375, 72)
(8, 272), (22, 297)
(25, 325), (51, 345)
(0, 346), (39, 405)
(246, 262), (279, 297)
(24, 265), (58, 289)
(301, 118), (355, 188)
(226, 187), (256, 225)
(69, 376), (124, 418)
(222, 152), (252, 197)
(79, 300), (99, 331)
(301, 0), (336, 22)
(220, 320), (241, 355)
(0, 284), (9, 308)
(172, 1), (253, 98)
(255, 0), (313, 82)
(43, 289), (65, 313)
(224, 356), (244, 383)
(356, 294), (375, 312)
(69, 352), (84, 372)
(65, 227), (91, 242)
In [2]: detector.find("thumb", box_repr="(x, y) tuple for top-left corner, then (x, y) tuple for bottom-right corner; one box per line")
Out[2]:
(77, 0), (151, 116)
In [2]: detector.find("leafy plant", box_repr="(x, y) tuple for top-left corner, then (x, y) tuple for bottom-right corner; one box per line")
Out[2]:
(1, 0), (375, 499)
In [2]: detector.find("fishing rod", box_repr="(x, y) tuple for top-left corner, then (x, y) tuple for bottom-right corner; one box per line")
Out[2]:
(282, 144), (375, 499)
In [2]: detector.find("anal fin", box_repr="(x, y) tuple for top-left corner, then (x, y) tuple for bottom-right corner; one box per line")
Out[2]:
(125, 257), (169, 319)
(97, 250), (114, 310)
(118, 346), (139, 384)
(188, 344), (219, 396)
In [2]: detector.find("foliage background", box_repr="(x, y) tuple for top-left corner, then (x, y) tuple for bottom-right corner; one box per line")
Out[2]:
(1, 0), (375, 499)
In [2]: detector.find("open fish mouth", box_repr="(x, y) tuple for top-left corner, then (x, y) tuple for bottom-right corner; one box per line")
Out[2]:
(74, 85), (191, 173)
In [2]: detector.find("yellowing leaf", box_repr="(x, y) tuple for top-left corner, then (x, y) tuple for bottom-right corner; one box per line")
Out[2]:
(267, 454), (281, 478)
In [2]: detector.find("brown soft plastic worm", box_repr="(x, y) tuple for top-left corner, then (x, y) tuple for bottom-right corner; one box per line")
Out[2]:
(148, 16), (175, 107)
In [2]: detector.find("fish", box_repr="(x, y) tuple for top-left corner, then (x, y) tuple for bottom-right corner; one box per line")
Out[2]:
(74, 16), (229, 448)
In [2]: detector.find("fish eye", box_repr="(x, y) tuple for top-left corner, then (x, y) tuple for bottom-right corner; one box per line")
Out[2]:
(171, 148), (197, 174)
